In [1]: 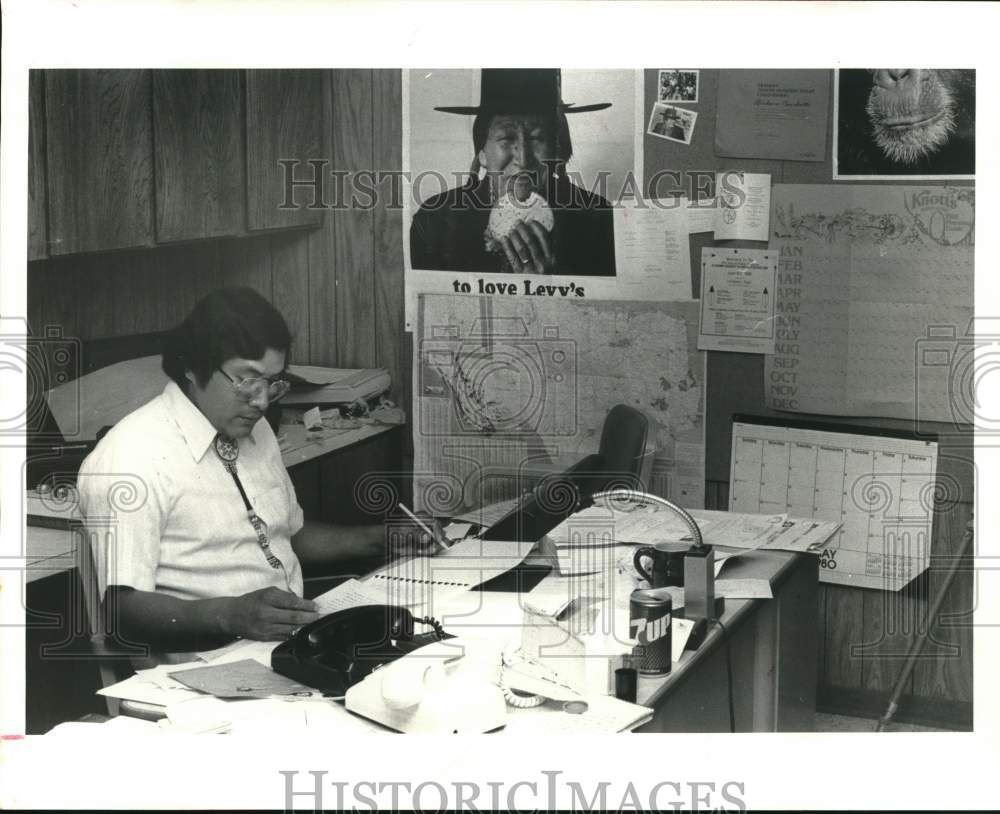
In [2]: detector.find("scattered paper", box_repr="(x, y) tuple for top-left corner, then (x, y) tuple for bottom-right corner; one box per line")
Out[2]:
(715, 172), (771, 240)
(714, 578), (773, 600)
(672, 617), (695, 661)
(97, 673), (202, 706)
(443, 522), (473, 541)
(714, 550), (747, 577)
(197, 638), (278, 667)
(687, 509), (790, 549)
(313, 577), (397, 615)
(161, 696), (232, 734)
(523, 572), (606, 618)
(451, 496), (522, 528)
(698, 248), (778, 354)
(168, 659), (319, 700)
(303, 406), (322, 430)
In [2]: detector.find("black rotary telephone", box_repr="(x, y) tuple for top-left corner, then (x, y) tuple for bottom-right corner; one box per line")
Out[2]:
(271, 605), (446, 697)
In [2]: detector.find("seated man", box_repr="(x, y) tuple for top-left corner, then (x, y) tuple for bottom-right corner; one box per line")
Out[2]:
(410, 68), (616, 276)
(78, 287), (432, 661)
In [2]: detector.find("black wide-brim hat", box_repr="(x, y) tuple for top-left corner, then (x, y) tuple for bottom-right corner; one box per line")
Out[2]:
(434, 68), (612, 116)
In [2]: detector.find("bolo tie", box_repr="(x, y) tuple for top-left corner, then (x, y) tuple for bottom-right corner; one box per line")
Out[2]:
(214, 433), (288, 580)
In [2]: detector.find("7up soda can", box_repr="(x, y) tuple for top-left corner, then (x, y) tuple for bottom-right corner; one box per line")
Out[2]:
(630, 588), (672, 675)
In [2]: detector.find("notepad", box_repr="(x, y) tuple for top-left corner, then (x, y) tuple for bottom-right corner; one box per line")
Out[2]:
(359, 538), (535, 607)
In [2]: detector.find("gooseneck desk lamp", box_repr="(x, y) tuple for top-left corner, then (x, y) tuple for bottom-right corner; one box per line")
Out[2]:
(589, 489), (723, 649)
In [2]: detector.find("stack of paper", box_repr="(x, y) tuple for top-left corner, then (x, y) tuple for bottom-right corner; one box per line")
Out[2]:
(284, 365), (391, 405)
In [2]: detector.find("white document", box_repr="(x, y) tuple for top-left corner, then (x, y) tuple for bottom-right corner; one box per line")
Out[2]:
(613, 200), (693, 299)
(450, 497), (522, 529)
(687, 200), (716, 234)
(715, 578), (773, 599)
(714, 172), (771, 240)
(302, 406), (322, 430)
(97, 674), (202, 706)
(523, 572), (607, 617)
(730, 419), (937, 590)
(672, 617), (695, 661)
(767, 184), (973, 421)
(548, 502), (708, 576)
(197, 639), (279, 667)
(698, 248), (778, 354)
(312, 578), (398, 614)
(687, 509), (788, 549)
(443, 522), (473, 540)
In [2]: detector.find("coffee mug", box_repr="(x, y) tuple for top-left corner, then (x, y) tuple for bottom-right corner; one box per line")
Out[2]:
(633, 542), (688, 588)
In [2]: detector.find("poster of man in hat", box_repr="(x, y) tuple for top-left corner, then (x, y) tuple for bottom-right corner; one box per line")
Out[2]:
(406, 69), (635, 277)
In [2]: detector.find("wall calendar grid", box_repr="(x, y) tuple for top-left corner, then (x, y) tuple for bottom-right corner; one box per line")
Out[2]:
(729, 417), (938, 590)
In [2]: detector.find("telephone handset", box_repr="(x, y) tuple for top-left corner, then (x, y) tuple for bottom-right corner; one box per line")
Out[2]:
(270, 605), (446, 697)
(342, 636), (589, 733)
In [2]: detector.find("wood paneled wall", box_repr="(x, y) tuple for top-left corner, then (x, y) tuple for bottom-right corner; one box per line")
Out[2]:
(27, 70), (405, 399)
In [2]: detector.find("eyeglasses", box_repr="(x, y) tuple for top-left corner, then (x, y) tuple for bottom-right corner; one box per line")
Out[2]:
(218, 367), (291, 403)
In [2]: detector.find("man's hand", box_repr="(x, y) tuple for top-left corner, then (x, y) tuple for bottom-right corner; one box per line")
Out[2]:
(390, 512), (448, 556)
(221, 587), (320, 641)
(500, 221), (555, 275)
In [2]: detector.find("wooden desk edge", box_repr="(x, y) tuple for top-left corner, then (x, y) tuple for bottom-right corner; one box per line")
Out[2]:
(637, 548), (814, 709)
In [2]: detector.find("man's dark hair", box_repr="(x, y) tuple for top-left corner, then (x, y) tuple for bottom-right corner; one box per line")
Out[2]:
(162, 286), (292, 389)
(471, 111), (574, 166)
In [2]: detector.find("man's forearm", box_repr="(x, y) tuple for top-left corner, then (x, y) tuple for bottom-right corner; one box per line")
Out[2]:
(107, 587), (237, 653)
(291, 521), (385, 569)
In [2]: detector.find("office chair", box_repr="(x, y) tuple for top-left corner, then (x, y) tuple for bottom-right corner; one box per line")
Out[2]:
(72, 523), (136, 715)
(482, 404), (650, 544)
(565, 403), (650, 495)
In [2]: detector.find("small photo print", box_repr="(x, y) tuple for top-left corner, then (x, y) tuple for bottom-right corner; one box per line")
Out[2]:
(657, 70), (699, 103)
(647, 102), (698, 145)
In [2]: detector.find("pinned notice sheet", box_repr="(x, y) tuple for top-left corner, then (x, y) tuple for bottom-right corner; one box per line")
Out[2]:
(715, 172), (771, 241)
(613, 199), (693, 299)
(698, 248), (778, 353)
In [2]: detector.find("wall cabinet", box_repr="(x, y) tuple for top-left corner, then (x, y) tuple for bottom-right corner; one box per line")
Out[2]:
(152, 70), (245, 243)
(44, 70), (155, 256)
(246, 70), (324, 231)
(31, 69), (323, 259)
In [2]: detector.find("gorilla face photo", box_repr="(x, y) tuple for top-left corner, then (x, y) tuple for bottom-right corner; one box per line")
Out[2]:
(834, 69), (975, 179)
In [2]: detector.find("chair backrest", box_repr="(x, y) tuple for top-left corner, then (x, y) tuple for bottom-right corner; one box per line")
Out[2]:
(74, 519), (140, 713)
(597, 404), (650, 482)
(481, 404), (650, 543)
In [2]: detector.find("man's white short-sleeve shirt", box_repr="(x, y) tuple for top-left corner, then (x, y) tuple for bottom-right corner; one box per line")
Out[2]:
(78, 381), (304, 600)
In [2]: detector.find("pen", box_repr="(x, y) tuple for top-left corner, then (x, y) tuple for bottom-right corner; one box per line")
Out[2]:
(398, 503), (451, 549)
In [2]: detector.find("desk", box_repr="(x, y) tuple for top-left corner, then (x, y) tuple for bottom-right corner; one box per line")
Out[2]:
(278, 421), (397, 469)
(98, 547), (817, 734)
(636, 548), (817, 732)
(440, 547), (817, 733)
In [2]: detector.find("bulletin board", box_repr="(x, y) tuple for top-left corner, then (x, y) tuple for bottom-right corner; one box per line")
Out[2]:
(639, 68), (975, 489)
